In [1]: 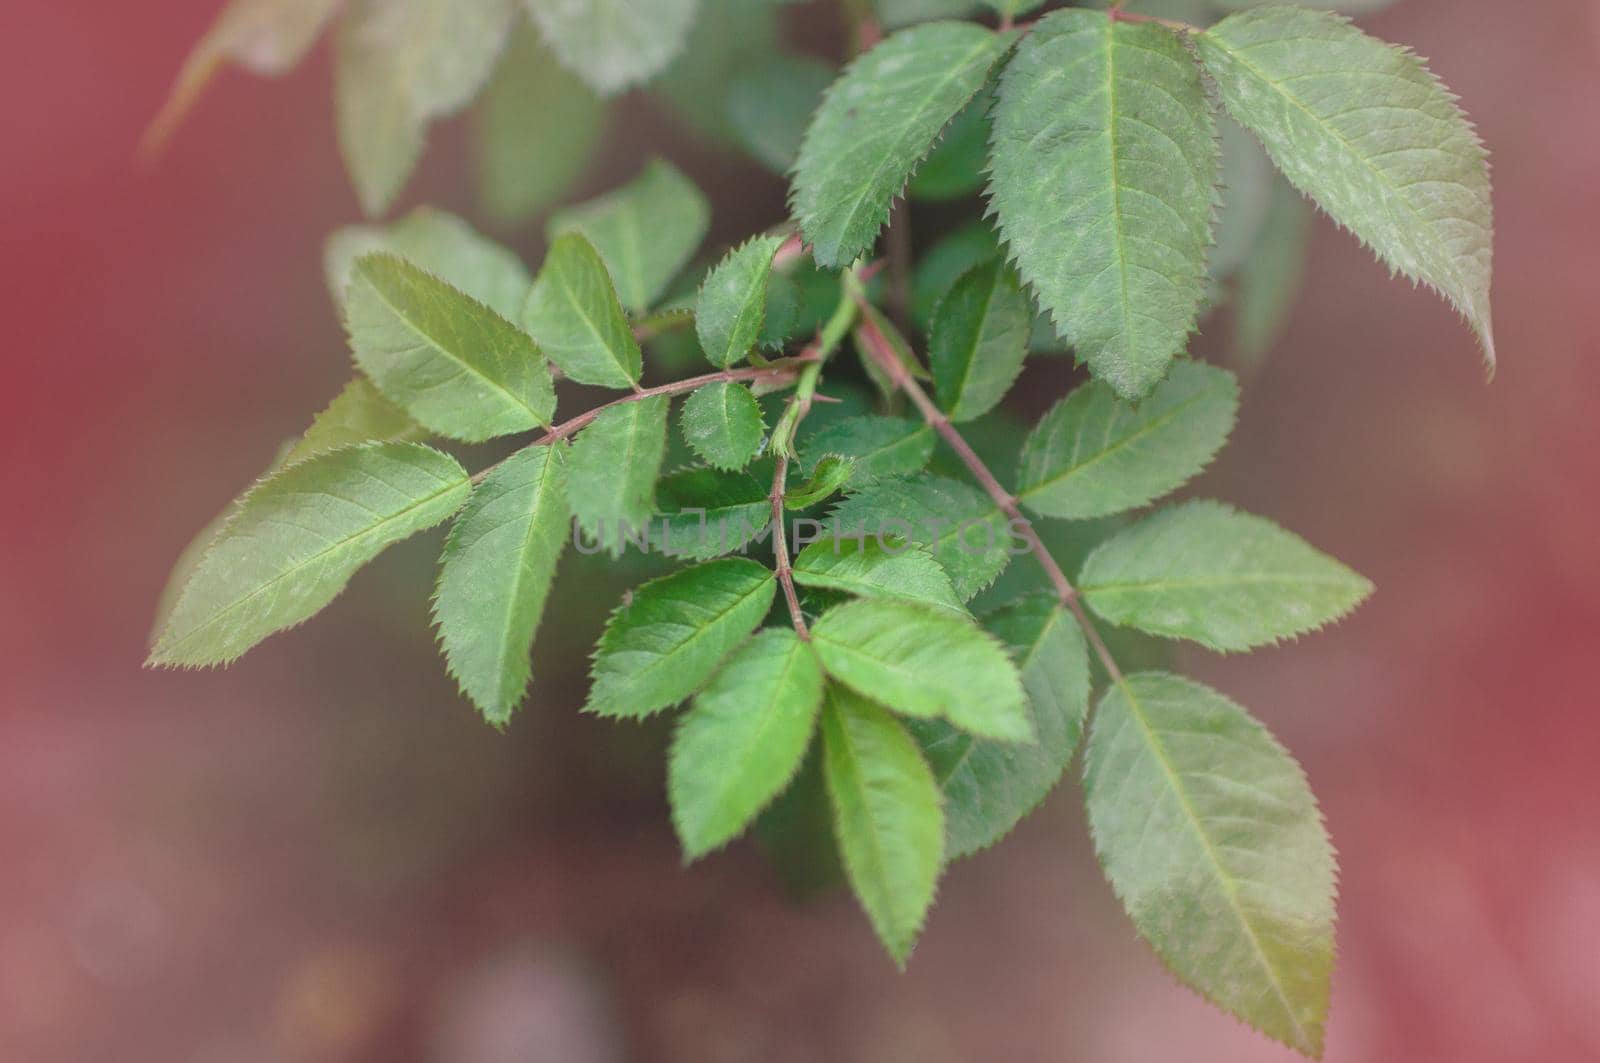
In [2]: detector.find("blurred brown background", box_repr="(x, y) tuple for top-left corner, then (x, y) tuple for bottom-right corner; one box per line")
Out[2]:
(2, 1), (1597, 1060)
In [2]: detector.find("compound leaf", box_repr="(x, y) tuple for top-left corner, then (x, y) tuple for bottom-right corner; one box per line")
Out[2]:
(325, 208), (532, 320)
(792, 537), (963, 614)
(669, 628), (825, 859)
(1017, 361), (1239, 520)
(1084, 672), (1335, 1056)
(793, 21), (1016, 268)
(523, 233), (643, 389)
(811, 598), (1031, 742)
(523, 0), (699, 96)
(913, 593), (1089, 859)
(989, 9), (1219, 398)
(585, 558), (777, 718)
(696, 235), (785, 369)
(1197, 7), (1494, 364)
(822, 685), (945, 967)
(284, 377), (430, 466)
(344, 254), (555, 441)
(680, 381), (766, 470)
(149, 443), (470, 667)
(568, 395), (669, 555)
(1079, 500), (1373, 651)
(929, 258), (1032, 423)
(548, 160), (710, 312)
(434, 445), (570, 725)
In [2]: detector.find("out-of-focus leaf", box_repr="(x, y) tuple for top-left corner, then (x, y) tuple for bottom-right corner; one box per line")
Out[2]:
(522, 0), (700, 96)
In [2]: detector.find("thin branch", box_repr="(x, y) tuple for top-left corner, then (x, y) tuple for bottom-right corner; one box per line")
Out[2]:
(853, 305), (1125, 684)
(770, 450), (809, 639)
(470, 358), (813, 485)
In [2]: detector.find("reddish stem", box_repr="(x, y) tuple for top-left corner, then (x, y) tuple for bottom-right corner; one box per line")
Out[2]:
(470, 358), (812, 485)
(853, 307), (1125, 683)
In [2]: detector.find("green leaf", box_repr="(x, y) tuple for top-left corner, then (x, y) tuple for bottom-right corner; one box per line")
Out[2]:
(792, 537), (963, 613)
(548, 160), (710, 312)
(149, 443), (471, 667)
(284, 377), (430, 466)
(695, 236), (785, 369)
(523, 233), (643, 389)
(325, 208), (532, 320)
(821, 685), (945, 966)
(727, 54), (834, 174)
(1084, 672), (1335, 1056)
(568, 396), (669, 555)
(910, 221), (1002, 330)
(784, 455), (855, 510)
(1197, 7), (1494, 364)
(792, 22), (1016, 268)
(1209, 117), (1277, 283)
(652, 462), (773, 561)
(523, 0), (699, 96)
(1079, 500), (1374, 652)
(912, 593), (1089, 858)
(811, 599), (1031, 742)
(1017, 361), (1239, 520)
(988, 9), (1219, 398)
(669, 628), (826, 859)
(344, 254), (555, 441)
(800, 416), (934, 485)
(827, 475), (1010, 601)
(929, 259), (1032, 423)
(144, 0), (342, 152)
(434, 445), (569, 725)
(585, 558), (777, 718)
(680, 382), (766, 471)
(471, 27), (608, 226)
(335, 0), (517, 215)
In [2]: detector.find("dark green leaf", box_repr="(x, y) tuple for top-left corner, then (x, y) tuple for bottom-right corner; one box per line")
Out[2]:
(913, 593), (1089, 858)
(696, 235), (785, 369)
(929, 259), (1032, 423)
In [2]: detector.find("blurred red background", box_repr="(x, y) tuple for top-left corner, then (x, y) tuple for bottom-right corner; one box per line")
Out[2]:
(3, 1), (1597, 1060)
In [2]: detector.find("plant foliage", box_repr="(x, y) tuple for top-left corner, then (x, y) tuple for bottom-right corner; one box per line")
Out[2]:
(150, 1), (1495, 1053)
